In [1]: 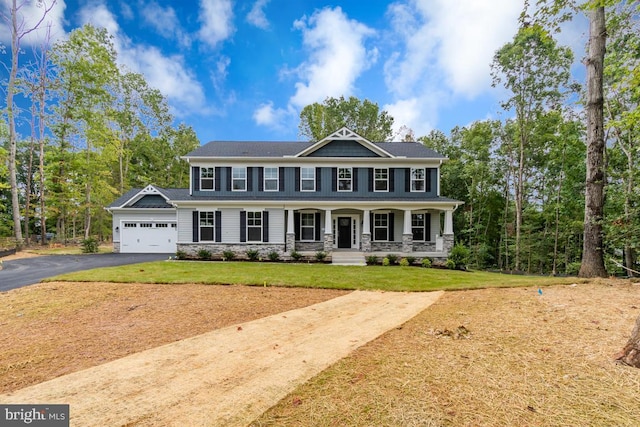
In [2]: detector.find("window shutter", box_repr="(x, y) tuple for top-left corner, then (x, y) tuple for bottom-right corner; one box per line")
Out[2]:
(316, 167), (322, 191)
(331, 167), (337, 192)
(368, 168), (373, 192)
(279, 167), (285, 192)
(192, 211), (199, 242)
(353, 167), (358, 191)
(226, 167), (232, 191)
(193, 167), (200, 192)
(388, 213), (395, 241)
(215, 167), (222, 191)
(294, 213), (300, 240)
(215, 211), (222, 242)
(315, 212), (321, 241)
(247, 167), (253, 191)
(426, 168), (432, 192)
(262, 211), (269, 242)
(240, 211), (247, 242)
(405, 168), (410, 192)
(295, 168), (300, 192)
(258, 167), (264, 191)
(426, 213), (431, 241)
(370, 212), (374, 241)
(389, 168), (395, 192)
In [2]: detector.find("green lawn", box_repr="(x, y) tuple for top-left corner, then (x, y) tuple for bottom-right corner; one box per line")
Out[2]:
(48, 261), (585, 292)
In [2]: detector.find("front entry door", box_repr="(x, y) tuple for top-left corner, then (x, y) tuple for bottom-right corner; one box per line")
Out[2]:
(337, 217), (351, 248)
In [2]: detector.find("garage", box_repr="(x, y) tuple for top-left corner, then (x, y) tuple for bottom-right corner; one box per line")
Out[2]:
(119, 221), (177, 253)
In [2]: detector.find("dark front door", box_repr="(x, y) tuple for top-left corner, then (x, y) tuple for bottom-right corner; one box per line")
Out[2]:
(338, 217), (351, 248)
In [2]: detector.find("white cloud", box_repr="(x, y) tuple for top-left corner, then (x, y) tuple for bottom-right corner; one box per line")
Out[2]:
(384, 97), (439, 141)
(77, 2), (207, 116)
(198, 0), (234, 49)
(253, 101), (293, 131)
(140, 1), (191, 48)
(0, 0), (67, 45)
(246, 0), (270, 29)
(289, 6), (376, 108)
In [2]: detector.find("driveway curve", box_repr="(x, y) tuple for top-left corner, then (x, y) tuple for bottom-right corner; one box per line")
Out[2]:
(0, 253), (171, 291)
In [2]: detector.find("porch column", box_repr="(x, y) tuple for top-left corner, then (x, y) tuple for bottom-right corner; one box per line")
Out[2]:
(362, 209), (371, 252)
(443, 209), (454, 255)
(402, 209), (413, 253)
(323, 209), (333, 253)
(286, 209), (295, 253)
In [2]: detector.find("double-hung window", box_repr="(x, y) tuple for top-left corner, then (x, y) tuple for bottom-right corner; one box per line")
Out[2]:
(300, 213), (315, 241)
(264, 167), (278, 191)
(301, 167), (315, 191)
(338, 167), (352, 191)
(199, 211), (215, 241)
(247, 211), (262, 242)
(412, 213), (428, 241)
(373, 213), (389, 241)
(411, 168), (425, 192)
(232, 167), (246, 191)
(200, 167), (215, 190)
(374, 168), (388, 192)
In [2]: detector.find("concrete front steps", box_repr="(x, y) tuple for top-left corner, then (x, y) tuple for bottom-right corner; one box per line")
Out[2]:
(331, 251), (367, 266)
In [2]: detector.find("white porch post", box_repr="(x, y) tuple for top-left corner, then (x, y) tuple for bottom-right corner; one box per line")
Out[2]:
(287, 209), (295, 234)
(323, 209), (333, 253)
(362, 209), (371, 252)
(286, 209), (295, 254)
(444, 209), (454, 235)
(402, 209), (413, 253)
(403, 210), (412, 235)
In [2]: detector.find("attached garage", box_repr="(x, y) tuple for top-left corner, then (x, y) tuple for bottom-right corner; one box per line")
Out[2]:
(120, 221), (177, 253)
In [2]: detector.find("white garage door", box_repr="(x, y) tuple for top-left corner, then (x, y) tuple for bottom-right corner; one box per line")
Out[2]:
(120, 222), (177, 253)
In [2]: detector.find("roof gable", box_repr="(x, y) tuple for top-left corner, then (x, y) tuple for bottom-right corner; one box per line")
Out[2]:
(292, 127), (395, 158)
(110, 185), (173, 209)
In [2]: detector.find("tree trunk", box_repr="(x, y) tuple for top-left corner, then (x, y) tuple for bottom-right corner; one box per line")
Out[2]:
(616, 314), (640, 368)
(579, 7), (608, 278)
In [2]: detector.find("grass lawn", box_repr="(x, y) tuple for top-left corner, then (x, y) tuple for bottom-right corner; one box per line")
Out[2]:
(49, 260), (584, 291)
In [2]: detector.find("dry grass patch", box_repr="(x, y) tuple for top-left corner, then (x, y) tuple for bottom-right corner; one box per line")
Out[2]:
(253, 280), (640, 426)
(0, 281), (347, 394)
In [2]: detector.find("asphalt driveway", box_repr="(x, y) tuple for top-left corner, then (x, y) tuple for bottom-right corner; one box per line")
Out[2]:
(0, 253), (171, 292)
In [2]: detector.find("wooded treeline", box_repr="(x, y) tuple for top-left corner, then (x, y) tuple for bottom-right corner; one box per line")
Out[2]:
(1, 17), (199, 245)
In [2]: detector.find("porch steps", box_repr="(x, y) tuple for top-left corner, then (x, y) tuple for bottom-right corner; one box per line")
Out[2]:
(331, 251), (367, 266)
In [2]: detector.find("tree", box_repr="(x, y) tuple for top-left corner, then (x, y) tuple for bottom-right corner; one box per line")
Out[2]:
(299, 96), (394, 141)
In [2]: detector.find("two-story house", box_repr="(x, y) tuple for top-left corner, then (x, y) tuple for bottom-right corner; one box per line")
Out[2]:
(107, 128), (462, 261)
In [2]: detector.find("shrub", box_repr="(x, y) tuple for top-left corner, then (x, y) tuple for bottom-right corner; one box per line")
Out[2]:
(222, 250), (236, 261)
(382, 257), (390, 266)
(386, 253), (398, 265)
(445, 259), (456, 270)
(175, 250), (187, 260)
(315, 251), (327, 261)
(267, 251), (280, 261)
(421, 258), (432, 268)
(365, 255), (378, 265)
(399, 258), (410, 267)
(290, 250), (303, 261)
(405, 256), (417, 266)
(81, 237), (99, 253)
(197, 249), (212, 260)
(246, 249), (260, 261)
(448, 243), (471, 270)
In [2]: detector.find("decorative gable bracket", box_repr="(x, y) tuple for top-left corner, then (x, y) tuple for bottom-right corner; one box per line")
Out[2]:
(291, 127), (396, 158)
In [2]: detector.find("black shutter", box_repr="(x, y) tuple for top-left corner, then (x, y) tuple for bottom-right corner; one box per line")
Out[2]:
(279, 167), (285, 192)
(193, 167), (200, 192)
(262, 211), (269, 242)
(426, 168), (432, 192)
(316, 168), (322, 191)
(368, 168), (373, 192)
(247, 167), (253, 192)
(315, 212), (321, 241)
(331, 167), (337, 192)
(226, 167), (232, 191)
(258, 167), (264, 191)
(240, 211), (247, 242)
(215, 211), (222, 242)
(215, 167), (222, 191)
(389, 168), (395, 192)
(353, 167), (358, 191)
(192, 211), (199, 242)
(295, 168), (300, 192)
(370, 212), (374, 241)
(426, 213), (431, 241)
(405, 168), (410, 192)
(294, 212), (300, 240)
(388, 213), (395, 241)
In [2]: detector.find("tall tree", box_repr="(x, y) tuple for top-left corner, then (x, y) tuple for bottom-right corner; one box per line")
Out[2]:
(299, 96), (394, 141)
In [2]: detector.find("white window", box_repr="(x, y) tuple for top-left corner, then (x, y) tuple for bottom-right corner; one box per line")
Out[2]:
(247, 211), (262, 242)
(338, 167), (352, 191)
(301, 167), (315, 191)
(264, 167), (278, 191)
(232, 167), (246, 191)
(374, 168), (388, 192)
(373, 213), (388, 241)
(199, 212), (215, 241)
(412, 213), (427, 241)
(200, 167), (215, 190)
(411, 168), (425, 192)
(300, 213), (315, 241)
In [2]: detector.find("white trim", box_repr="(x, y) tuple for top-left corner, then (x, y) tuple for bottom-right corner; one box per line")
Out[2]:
(333, 213), (360, 249)
(200, 167), (215, 191)
(231, 167), (247, 192)
(263, 166), (279, 192)
(300, 167), (316, 192)
(337, 167), (353, 192)
(292, 127), (396, 158)
(373, 167), (389, 192)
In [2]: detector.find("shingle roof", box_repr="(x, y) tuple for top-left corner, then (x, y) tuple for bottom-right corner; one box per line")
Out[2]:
(107, 188), (190, 208)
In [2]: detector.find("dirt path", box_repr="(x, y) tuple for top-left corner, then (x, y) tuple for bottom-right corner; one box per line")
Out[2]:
(1, 290), (443, 426)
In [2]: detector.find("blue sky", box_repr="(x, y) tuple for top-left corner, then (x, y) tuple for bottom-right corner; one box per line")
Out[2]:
(1, 0), (588, 143)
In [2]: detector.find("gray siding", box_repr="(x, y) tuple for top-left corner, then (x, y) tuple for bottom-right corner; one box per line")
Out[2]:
(221, 208), (240, 243)
(177, 208), (194, 243)
(266, 208), (285, 243)
(307, 140), (379, 157)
